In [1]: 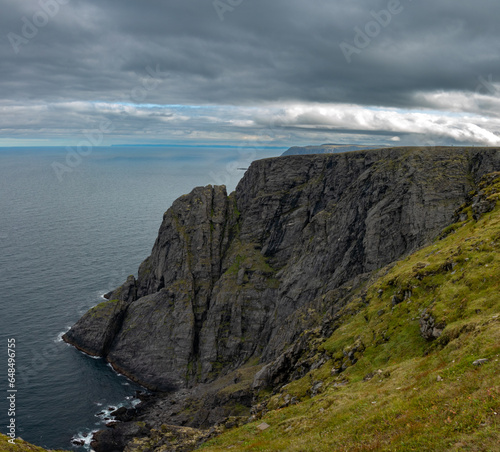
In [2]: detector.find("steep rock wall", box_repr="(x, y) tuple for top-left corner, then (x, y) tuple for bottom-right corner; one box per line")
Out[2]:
(64, 147), (500, 391)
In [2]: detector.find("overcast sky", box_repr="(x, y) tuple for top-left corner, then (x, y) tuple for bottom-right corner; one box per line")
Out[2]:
(1, 0), (500, 147)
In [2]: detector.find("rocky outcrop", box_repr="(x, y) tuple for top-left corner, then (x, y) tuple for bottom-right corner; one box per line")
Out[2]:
(471, 172), (500, 220)
(420, 310), (446, 341)
(282, 144), (386, 156)
(64, 147), (500, 392)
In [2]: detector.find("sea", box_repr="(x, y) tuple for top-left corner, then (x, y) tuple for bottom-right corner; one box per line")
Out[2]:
(0, 145), (284, 450)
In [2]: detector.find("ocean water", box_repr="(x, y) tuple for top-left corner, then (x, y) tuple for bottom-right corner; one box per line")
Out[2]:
(0, 145), (283, 450)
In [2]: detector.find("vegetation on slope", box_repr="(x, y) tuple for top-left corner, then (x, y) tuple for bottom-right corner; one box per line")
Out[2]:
(199, 173), (500, 451)
(0, 434), (68, 452)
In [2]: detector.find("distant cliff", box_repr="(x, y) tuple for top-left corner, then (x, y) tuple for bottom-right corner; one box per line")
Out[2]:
(281, 143), (387, 156)
(64, 147), (500, 393)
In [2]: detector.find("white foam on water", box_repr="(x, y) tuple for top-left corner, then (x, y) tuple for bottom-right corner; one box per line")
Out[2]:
(55, 328), (70, 343)
(71, 429), (98, 451)
(95, 405), (118, 420)
(105, 362), (147, 391)
(79, 350), (102, 360)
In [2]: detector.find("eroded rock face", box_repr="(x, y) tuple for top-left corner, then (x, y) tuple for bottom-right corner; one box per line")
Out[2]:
(64, 147), (500, 391)
(420, 311), (446, 341)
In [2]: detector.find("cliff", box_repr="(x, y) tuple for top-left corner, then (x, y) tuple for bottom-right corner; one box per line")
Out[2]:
(64, 147), (500, 395)
(281, 143), (386, 156)
(199, 171), (500, 452)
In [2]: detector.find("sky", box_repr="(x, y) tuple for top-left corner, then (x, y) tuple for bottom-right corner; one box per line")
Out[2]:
(1, 0), (500, 148)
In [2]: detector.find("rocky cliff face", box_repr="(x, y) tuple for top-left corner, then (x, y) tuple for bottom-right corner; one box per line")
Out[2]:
(281, 143), (385, 156)
(64, 147), (500, 392)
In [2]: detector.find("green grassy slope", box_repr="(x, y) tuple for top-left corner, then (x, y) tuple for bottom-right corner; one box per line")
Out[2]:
(0, 434), (68, 452)
(199, 174), (500, 451)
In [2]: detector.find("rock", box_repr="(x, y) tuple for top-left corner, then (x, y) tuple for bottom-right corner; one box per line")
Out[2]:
(391, 295), (403, 307)
(257, 422), (270, 431)
(473, 358), (489, 366)
(122, 424), (218, 452)
(311, 381), (324, 397)
(111, 407), (135, 422)
(363, 372), (375, 382)
(224, 416), (246, 429)
(64, 147), (500, 400)
(282, 144), (385, 156)
(420, 311), (445, 340)
(310, 357), (328, 371)
(237, 268), (246, 285)
(472, 193), (496, 220)
(91, 421), (150, 452)
(252, 363), (273, 390)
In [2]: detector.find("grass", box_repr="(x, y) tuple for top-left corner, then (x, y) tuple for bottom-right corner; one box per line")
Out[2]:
(198, 174), (500, 451)
(0, 434), (68, 452)
(87, 298), (119, 318)
(12, 174), (499, 452)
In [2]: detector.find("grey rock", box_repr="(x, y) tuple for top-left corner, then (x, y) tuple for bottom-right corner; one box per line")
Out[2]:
(420, 310), (445, 341)
(63, 275), (137, 357)
(257, 422), (270, 431)
(282, 144), (386, 156)
(65, 147), (500, 391)
(311, 381), (324, 397)
(391, 295), (403, 307)
(473, 358), (489, 366)
(91, 420), (149, 452)
(472, 191), (497, 220)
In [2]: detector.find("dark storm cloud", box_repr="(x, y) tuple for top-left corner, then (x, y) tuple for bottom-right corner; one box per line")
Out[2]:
(1, 0), (500, 145)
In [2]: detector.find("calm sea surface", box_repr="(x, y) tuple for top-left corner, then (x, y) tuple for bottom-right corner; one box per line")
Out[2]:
(0, 146), (283, 450)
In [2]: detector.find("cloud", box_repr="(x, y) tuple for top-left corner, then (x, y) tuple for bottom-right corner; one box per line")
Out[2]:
(1, 0), (499, 146)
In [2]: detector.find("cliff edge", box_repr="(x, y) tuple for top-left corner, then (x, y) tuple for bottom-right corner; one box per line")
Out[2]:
(64, 147), (500, 393)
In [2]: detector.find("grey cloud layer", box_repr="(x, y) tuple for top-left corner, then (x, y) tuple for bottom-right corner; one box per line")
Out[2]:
(1, 0), (500, 145)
